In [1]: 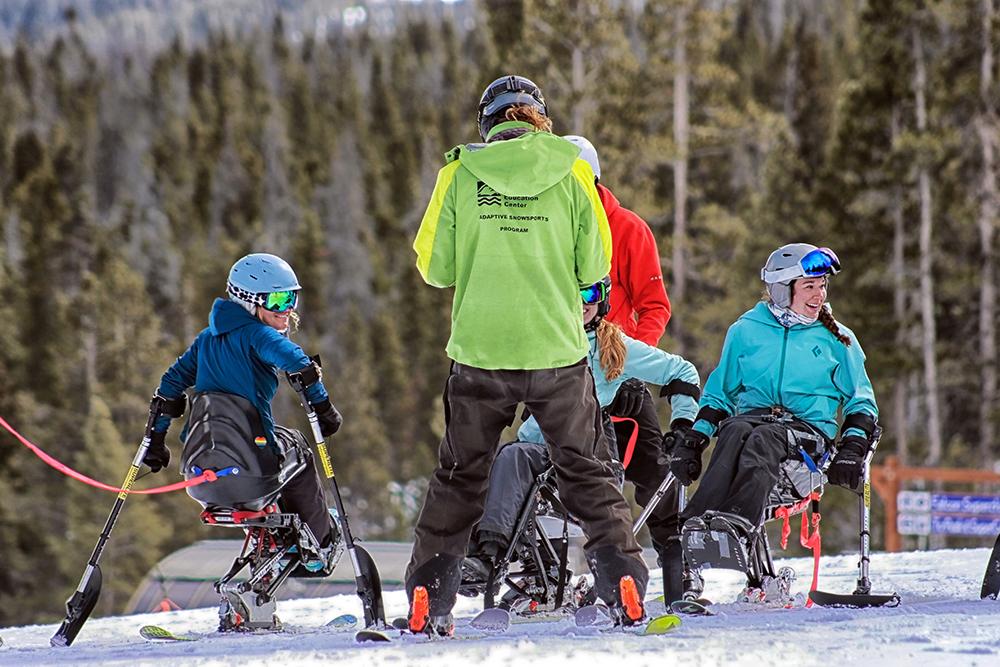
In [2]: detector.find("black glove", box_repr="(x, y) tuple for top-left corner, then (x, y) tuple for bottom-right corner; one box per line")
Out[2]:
(609, 378), (646, 418)
(143, 430), (171, 473)
(827, 436), (869, 489)
(658, 418), (693, 466)
(311, 398), (343, 437)
(669, 429), (709, 486)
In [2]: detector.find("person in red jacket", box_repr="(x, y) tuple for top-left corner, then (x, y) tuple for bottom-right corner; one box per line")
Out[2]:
(564, 136), (696, 604)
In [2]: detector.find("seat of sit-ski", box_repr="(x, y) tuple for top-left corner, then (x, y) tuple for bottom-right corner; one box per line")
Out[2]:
(182, 392), (308, 512)
(683, 457), (825, 573)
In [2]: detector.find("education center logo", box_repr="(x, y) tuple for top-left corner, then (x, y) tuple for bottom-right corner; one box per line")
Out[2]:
(477, 181), (501, 206)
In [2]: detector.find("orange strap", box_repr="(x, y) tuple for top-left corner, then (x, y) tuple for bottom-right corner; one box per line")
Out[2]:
(774, 491), (822, 608)
(610, 416), (639, 470)
(799, 492), (823, 608)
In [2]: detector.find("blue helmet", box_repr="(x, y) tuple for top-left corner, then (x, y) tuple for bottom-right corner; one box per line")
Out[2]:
(226, 253), (301, 310)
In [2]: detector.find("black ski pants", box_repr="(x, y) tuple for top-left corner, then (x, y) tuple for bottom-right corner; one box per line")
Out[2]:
(275, 425), (336, 548)
(681, 415), (820, 526)
(613, 387), (679, 552)
(406, 360), (648, 615)
(475, 416), (618, 546)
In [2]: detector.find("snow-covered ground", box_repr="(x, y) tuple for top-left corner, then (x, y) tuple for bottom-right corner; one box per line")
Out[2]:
(2, 548), (999, 667)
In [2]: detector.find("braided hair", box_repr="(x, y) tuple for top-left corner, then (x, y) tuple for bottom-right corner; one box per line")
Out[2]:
(817, 304), (851, 346)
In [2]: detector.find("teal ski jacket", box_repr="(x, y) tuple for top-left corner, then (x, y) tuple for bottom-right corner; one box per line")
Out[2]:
(518, 328), (700, 445)
(692, 302), (877, 441)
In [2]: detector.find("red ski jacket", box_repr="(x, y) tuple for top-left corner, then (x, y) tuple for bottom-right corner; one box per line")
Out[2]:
(598, 183), (671, 346)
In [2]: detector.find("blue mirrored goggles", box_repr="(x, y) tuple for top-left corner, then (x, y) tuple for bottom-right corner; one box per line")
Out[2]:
(581, 282), (609, 305)
(800, 247), (841, 277)
(763, 247), (842, 284)
(262, 290), (298, 313)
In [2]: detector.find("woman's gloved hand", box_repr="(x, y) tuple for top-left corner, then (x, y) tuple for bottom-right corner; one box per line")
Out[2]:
(669, 429), (709, 486)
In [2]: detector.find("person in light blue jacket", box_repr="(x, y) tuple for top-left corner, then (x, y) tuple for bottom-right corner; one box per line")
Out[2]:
(670, 243), (879, 545)
(463, 277), (701, 601)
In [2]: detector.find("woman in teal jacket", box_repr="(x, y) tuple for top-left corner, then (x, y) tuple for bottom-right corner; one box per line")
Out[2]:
(670, 243), (878, 542)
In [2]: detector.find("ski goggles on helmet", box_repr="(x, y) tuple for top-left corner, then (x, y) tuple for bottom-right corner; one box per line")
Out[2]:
(262, 290), (298, 313)
(581, 281), (610, 305)
(763, 247), (841, 284)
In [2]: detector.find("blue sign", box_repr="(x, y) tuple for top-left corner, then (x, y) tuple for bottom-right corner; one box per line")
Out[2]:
(930, 493), (1000, 515)
(931, 515), (1000, 537)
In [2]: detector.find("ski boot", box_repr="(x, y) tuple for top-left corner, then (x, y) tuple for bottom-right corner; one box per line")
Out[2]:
(738, 566), (801, 607)
(611, 575), (645, 626)
(682, 567), (705, 602)
(408, 586), (454, 637)
(218, 590), (280, 632)
(682, 512), (752, 572)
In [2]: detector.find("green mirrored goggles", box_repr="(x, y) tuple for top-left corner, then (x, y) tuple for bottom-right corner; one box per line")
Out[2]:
(263, 290), (298, 313)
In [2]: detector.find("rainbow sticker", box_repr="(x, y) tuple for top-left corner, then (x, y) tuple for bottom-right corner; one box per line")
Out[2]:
(254, 436), (266, 447)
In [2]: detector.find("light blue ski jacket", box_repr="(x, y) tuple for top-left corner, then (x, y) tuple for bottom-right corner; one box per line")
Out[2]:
(692, 301), (878, 441)
(517, 328), (700, 445)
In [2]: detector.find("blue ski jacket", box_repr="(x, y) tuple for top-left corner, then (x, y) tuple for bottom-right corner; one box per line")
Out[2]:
(154, 298), (328, 448)
(693, 301), (878, 441)
(517, 328), (700, 445)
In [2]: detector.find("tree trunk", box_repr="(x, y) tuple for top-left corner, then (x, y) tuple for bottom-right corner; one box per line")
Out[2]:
(978, 0), (998, 463)
(672, 2), (689, 349)
(891, 106), (910, 464)
(571, 45), (585, 134)
(913, 26), (944, 464)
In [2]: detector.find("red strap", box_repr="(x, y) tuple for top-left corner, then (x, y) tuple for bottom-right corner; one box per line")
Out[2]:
(798, 496), (822, 608)
(773, 491), (823, 607)
(775, 506), (792, 549)
(609, 416), (639, 469)
(0, 414), (219, 494)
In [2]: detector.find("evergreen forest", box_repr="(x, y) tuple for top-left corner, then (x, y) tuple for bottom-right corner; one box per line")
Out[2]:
(0, 0), (998, 624)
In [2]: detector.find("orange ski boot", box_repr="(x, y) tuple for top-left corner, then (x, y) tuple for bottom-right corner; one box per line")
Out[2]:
(408, 586), (430, 634)
(619, 575), (645, 625)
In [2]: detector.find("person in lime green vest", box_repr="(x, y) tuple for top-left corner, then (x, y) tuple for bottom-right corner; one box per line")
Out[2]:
(405, 75), (649, 635)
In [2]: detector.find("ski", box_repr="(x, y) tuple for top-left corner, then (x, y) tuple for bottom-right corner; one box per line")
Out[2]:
(808, 590), (900, 608)
(139, 625), (198, 642)
(573, 604), (682, 635)
(642, 614), (682, 635)
(469, 607), (511, 632)
(140, 613), (359, 643)
(356, 610), (513, 643)
(574, 603), (612, 627)
(670, 599), (715, 616)
(981, 532), (1000, 600)
(324, 613), (358, 629)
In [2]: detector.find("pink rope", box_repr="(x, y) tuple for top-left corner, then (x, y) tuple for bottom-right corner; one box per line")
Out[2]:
(0, 414), (218, 494)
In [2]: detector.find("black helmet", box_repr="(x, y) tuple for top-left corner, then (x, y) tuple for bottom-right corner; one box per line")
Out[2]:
(477, 75), (547, 140)
(582, 276), (612, 332)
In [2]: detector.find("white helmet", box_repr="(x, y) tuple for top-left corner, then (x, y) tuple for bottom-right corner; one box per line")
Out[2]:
(563, 135), (601, 181)
(761, 243), (840, 308)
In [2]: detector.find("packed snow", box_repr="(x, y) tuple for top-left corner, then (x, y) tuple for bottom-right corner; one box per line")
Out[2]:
(2, 547), (999, 666)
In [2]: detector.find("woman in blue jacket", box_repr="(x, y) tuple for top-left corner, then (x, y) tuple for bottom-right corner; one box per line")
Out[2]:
(670, 243), (878, 543)
(465, 276), (701, 602)
(145, 253), (345, 572)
